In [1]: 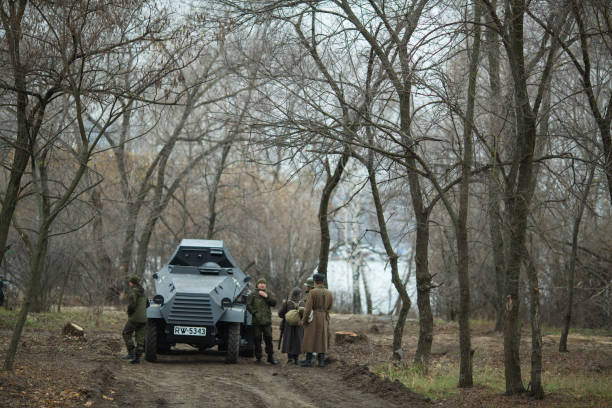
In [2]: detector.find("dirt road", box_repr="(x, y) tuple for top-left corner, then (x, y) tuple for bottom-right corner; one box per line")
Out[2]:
(112, 348), (427, 408)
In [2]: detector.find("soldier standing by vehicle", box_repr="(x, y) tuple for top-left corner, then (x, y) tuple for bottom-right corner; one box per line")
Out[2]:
(301, 273), (333, 367)
(122, 275), (147, 364)
(278, 287), (305, 364)
(247, 278), (278, 365)
(303, 277), (314, 294)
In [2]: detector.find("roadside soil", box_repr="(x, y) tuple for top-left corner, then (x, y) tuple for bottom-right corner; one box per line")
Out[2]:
(0, 313), (429, 408)
(1, 312), (610, 407)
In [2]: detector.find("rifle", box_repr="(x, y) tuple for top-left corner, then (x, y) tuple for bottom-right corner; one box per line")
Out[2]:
(278, 319), (284, 350)
(278, 296), (288, 349)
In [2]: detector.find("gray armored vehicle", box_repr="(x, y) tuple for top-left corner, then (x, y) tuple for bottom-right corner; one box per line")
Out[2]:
(145, 239), (253, 363)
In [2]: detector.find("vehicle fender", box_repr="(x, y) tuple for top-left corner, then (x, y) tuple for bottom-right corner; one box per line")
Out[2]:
(219, 304), (246, 323)
(146, 304), (162, 319)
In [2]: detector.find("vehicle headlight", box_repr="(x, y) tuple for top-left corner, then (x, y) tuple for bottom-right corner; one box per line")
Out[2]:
(153, 295), (164, 305)
(221, 298), (232, 309)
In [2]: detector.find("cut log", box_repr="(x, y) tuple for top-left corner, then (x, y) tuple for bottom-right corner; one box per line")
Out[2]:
(63, 322), (84, 337)
(335, 331), (361, 345)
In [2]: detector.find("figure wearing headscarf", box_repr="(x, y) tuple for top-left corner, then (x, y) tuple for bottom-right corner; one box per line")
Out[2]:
(278, 287), (305, 364)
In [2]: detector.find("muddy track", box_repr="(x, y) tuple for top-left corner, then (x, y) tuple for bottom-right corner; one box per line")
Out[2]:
(112, 349), (424, 408)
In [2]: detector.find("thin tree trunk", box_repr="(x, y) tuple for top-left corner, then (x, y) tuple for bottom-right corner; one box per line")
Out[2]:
(206, 82), (254, 239)
(4, 231), (49, 371)
(207, 142), (232, 239)
(362, 265), (373, 315)
(560, 165), (595, 352)
(91, 187), (113, 326)
(4, 147), (52, 371)
(56, 263), (72, 313)
(484, 0), (506, 333)
(366, 155), (409, 360)
(413, 213), (433, 367)
(0, 3), (37, 269)
(317, 153), (350, 278)
(570, 1), (612, 204)
(351, 253), (362, 314)
(524, 240), (543, 399)
(456, 1), (482, 387)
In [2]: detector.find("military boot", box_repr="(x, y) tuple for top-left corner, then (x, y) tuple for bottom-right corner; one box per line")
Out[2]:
(121, 349), (135, 360)
(317, 353), (325, 368)
(267, 354), (278, 365)
(300, 352), (314, 367)
(130, 352), (141, 364)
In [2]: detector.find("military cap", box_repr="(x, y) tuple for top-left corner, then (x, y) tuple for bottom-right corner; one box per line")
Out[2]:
(257, 277), (267, 285)
(304, 277), (314, 288)
(128, 275), (140, 284)
(313, 273), (325, 283)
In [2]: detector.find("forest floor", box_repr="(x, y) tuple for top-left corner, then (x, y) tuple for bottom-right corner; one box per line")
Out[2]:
(0, 308), (610, 407)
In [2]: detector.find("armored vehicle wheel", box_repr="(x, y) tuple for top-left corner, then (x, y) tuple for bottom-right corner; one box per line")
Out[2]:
(239, 325), (254, 357)
(225, 322), (240, 364)
(145, 319), (158, 362)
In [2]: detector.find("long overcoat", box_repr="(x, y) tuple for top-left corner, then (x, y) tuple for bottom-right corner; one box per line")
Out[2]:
(301, 287), (333, 353)
(278, 298), (305, 355)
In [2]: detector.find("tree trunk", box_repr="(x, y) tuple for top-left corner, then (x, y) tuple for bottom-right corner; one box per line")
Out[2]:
(207, 142), (232, 239)
(317, 153), (350, 278)
(4, 148), (52, 370)
(570, 1), (612, 204)
(4, 231), (48, 370)
(362, 265), (373, 314)
(456, 1), (482, 387)
(91, 187), (113, 325)
(524, 240), (543, 399)
(413, 213), (433, 367)
(365, 148), (410, 360)
(0, 4), (35, 269)
(484, 0), (506, 333)
(559, 165), (595, 352)
(352, 259), (362, 314)
(56, 264), (72, 313)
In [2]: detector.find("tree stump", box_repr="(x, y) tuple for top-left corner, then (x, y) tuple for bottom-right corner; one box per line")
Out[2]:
(335, 331), (361, 345)
(63, 322), (84, 337)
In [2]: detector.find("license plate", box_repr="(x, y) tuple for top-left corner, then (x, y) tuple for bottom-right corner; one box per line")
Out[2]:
(173, 326), (207, 336)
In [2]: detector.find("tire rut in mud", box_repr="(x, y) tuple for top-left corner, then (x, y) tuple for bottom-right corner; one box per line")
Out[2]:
(113, 351), (430, 408)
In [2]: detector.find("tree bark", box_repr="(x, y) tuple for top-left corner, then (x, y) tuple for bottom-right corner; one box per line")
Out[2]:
(366, 154), (409, 360)
(484, 0), (506, 333)
(317, 153), (350, 278)
(456, 1), (482, 387)
(351, 261), (362, 314)
(0, 3), (35, 269)
(524, 240), (543, 399)
(559, 165), (595, 352)
(207, 141), (232, 239)
(362, 265), (373, 314)
(413, 210), (433, 367)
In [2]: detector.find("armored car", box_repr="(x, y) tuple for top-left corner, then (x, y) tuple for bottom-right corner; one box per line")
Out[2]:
(145, 239), (253, 363)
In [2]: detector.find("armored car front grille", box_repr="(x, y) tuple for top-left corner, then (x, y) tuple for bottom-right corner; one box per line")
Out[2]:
(168, 293), (214, 326)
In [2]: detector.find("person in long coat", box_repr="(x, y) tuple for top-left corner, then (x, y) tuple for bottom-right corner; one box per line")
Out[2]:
(278, 287), (305, 364)
(301, 273), (333, 367)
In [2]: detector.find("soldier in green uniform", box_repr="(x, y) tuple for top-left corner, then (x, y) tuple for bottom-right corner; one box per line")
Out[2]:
(301, 273), (333, 367)
(303, 277), (314, 294)
(122, 275), (147, 364)
(246, 278), (278, 365)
